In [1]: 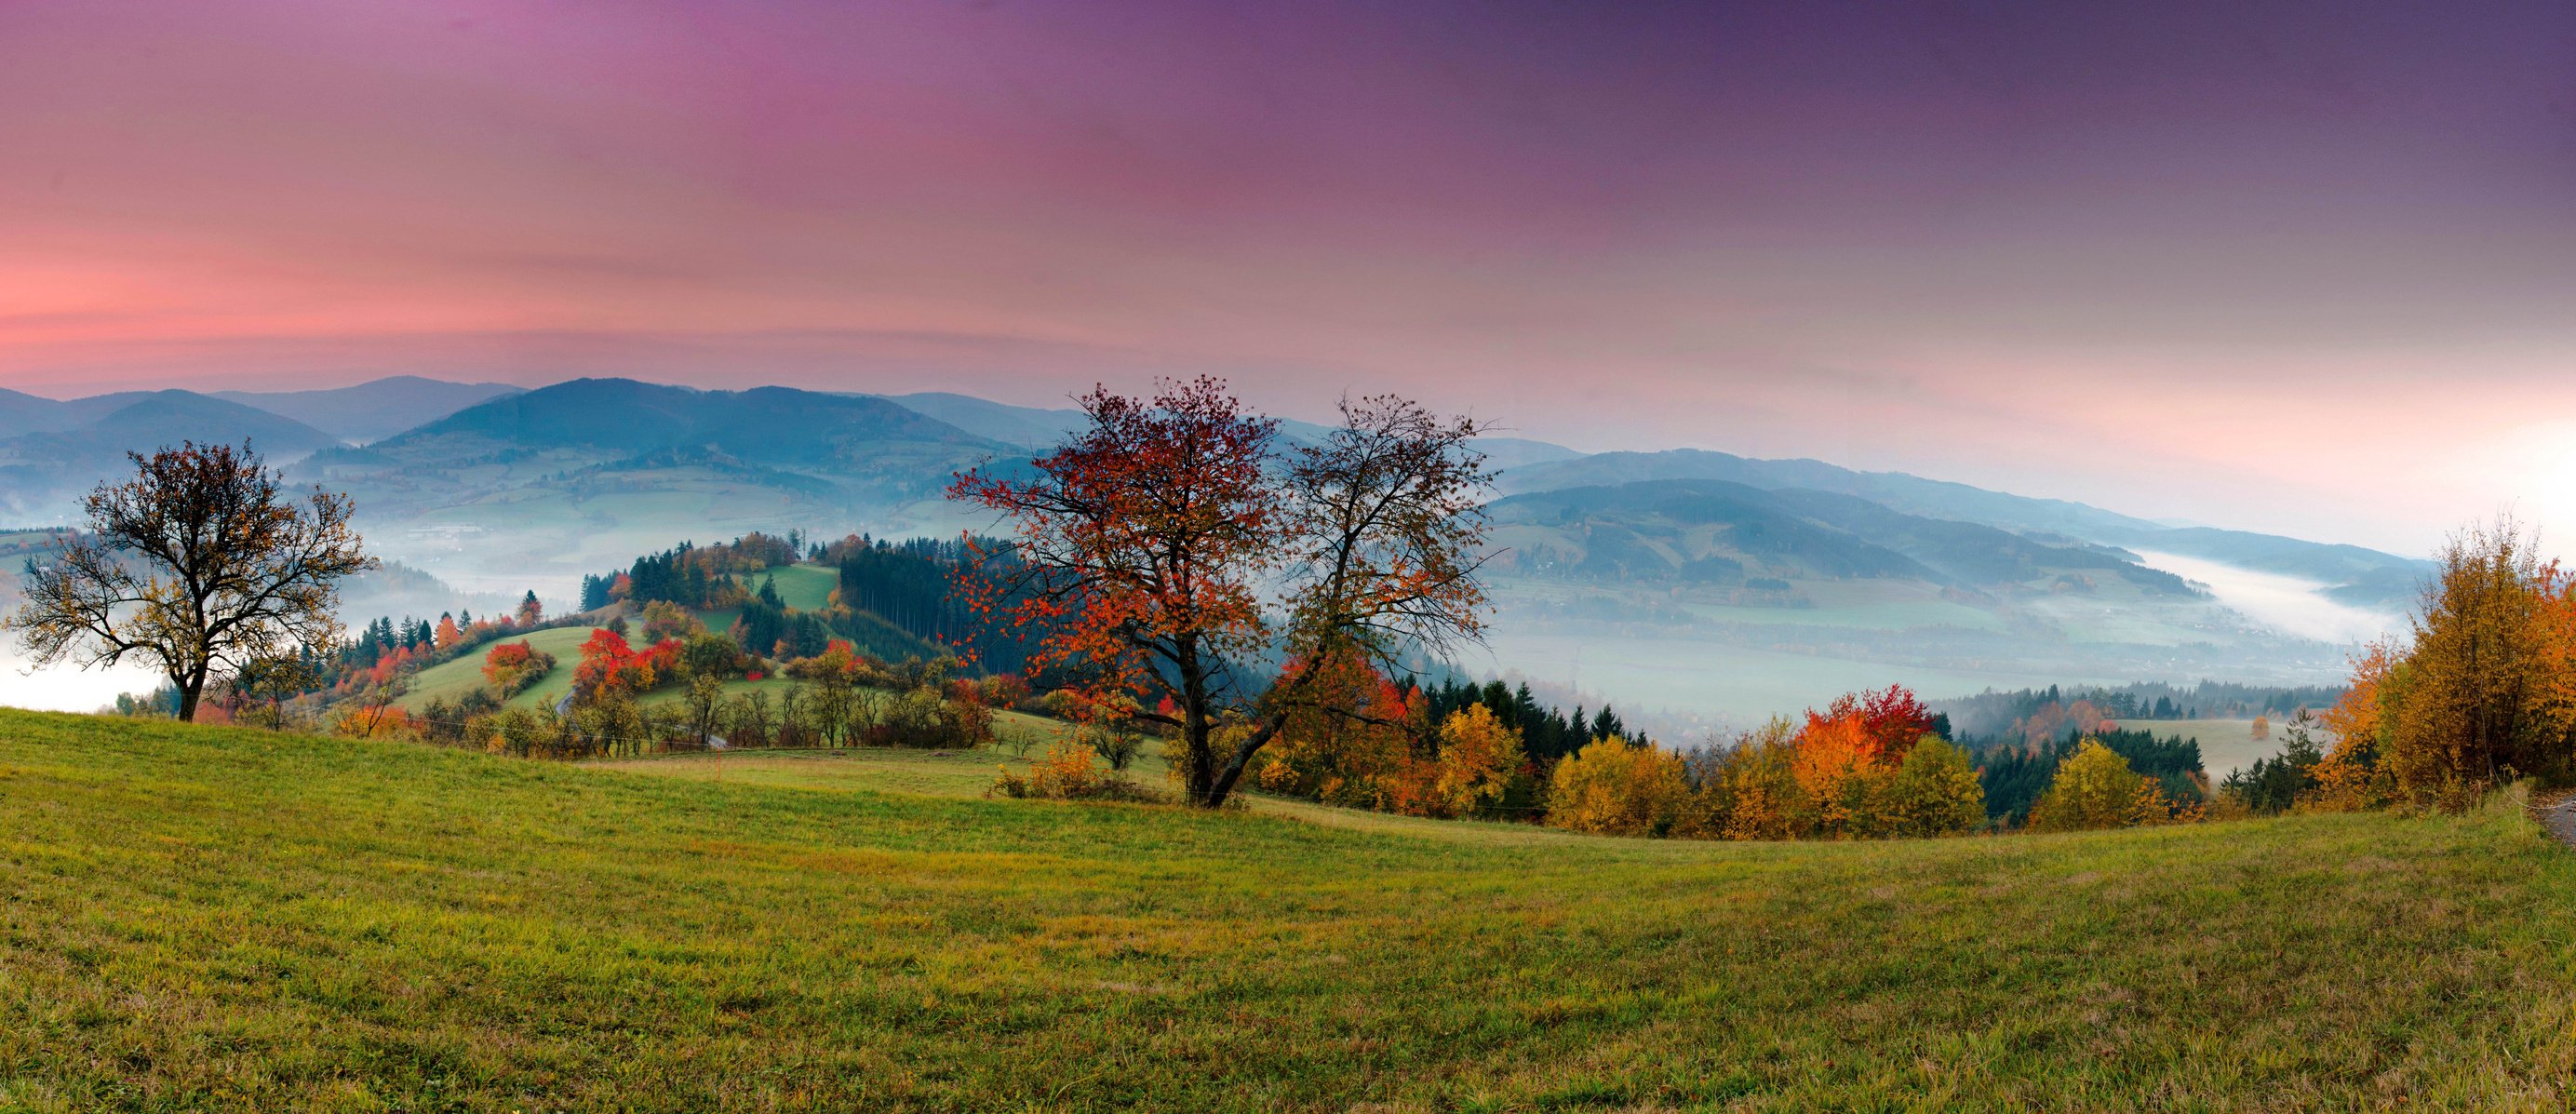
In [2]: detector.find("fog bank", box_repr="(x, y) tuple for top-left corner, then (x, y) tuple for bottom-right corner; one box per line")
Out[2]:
(2129, 551), (2404, 647)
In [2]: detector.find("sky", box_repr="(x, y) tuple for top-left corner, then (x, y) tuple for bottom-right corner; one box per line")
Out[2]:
(3, 0), (2573, 555)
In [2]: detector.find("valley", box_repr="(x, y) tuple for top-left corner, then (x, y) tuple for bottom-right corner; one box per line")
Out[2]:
(0, 376), (2416, 724)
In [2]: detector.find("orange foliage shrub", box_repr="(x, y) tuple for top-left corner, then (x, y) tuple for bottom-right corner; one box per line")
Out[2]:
(334, 705), (420, 739)
(991, 739), (1154, 801)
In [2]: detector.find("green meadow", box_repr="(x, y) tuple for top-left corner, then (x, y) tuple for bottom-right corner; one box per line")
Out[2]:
(3, 709), (2573, 1111)
(393, 625), (627, 713)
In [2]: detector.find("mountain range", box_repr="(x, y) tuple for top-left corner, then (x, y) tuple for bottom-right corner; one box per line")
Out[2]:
(1486, 478), (2197, 596)
(0, 375), (2423, 718)
(0, 392), (342, 520)
(1496, 448), (2426, 608)
(211, 376), (522, 442)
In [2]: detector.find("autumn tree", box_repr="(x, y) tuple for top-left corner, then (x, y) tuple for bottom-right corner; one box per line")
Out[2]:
(1879, 735), (1986, 837)
(1429, 705), (1525, 818)
(2385, 518), (2560, 794)
(683, 673), (728, 747)
(1253, 651), (1416, 807)
(2026, 739), (2172, 832)
(1789, 712), (1885, 836)
(1544, 735), (1691, 837)
(1708, 718), (1804, 840)
(517, 590), (543, 627)
(4, 441), (375, 720)
(952, 379), (1491, 808)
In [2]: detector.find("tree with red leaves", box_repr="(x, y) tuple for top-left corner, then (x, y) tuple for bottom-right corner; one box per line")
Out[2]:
(1805, 684), (1942, 764)
(950, 377), (1492, 808)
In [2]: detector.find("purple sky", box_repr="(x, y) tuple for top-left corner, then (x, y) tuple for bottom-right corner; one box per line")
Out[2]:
(4, 0), (2573, 554)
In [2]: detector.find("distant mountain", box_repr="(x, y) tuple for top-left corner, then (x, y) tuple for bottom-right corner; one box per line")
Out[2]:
(1498, 449), (2163, 538)
(1497, 448), (2425, 608)
(300, 378), (1013, 526)
(1486, 478), (2193, 595)
(1473, 436), (1589, 471)
(0, 388), (72, 438)
(883, 393), (1086, 450)
(382, 379), (998, 464)
(885, 391), (1585, 467)
(0, 388), (199, 438)
(214, 376), (522, 443)
(0, 392), (342, 519)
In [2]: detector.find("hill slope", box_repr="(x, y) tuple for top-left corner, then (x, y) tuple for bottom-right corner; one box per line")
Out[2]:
(3, 710), (2570, 1110)
(290, 379), (1015, 585)
(1498, 448), (2430, 608)
(1486, 478), (2190, 594)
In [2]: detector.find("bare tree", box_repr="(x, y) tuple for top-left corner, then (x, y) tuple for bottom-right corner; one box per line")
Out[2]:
(5, 442), (375, 721)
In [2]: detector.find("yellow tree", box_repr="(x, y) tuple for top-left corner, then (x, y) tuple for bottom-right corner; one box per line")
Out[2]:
(1545, 736), (1690, 837)
(2026, 739), (2168, 832)
(1429, 705), (1524, 818)
(1788, 712), (1888, 837)
(1880, 735), (1987, 837)
(1711, 718), (1804, 840)
(2385, 518), (2563, 798)
(2311, 637), (2400, 811)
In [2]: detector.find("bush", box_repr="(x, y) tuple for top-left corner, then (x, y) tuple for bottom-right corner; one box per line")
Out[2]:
(481, 639), (557, 699)
(1078, 718), (1148, 771)
(990, 740), (1158, 801)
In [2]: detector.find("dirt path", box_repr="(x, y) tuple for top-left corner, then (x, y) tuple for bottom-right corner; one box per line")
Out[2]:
(2529, 788), (2576, 848)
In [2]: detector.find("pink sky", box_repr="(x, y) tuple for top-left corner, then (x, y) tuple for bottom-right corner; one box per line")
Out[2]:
(5, 0), (2574, 555)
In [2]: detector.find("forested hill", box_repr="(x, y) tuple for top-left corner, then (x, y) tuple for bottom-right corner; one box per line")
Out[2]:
(1494, 448), (2429, 608)
(1483, 478), (2194, 594)
(1495, 449), (2164, 538)
(290, 378), (1016, 525)
(366, 379), (1000, 463)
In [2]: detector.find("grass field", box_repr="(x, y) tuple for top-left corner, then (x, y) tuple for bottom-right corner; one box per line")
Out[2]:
(758, 564), (839, 611)
(393, 626), (628, 713)
(4, 709), (2574, 1110)
(2112, 718), (2331, 781)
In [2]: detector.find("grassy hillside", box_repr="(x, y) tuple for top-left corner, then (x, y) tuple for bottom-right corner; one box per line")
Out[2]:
(394, 625), (628, 712)
(758, 563), (838, 611)
(3, 710), (2573, 1110)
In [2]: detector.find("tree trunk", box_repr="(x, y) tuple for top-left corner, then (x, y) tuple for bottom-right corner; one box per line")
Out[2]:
(1201, 714), (1287, 811)
(174, 671), (204, 722)
(1205, 744), (1254, 808)
(1175, 635), (1223, 807)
